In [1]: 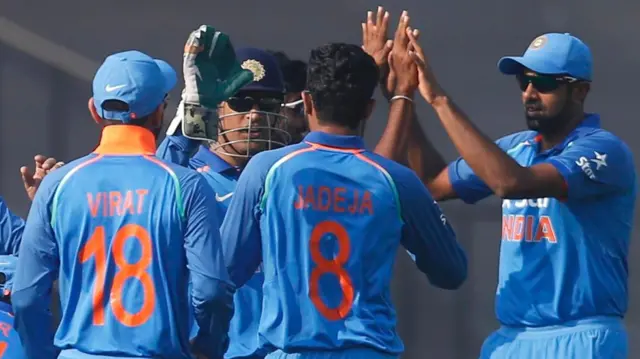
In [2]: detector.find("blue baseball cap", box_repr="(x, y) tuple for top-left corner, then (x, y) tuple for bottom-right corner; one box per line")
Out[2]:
(497, 33), (592, 81)
(93, 50), (177, 122)
(0, 256), (17, 297)
(236, 47), (285, 94)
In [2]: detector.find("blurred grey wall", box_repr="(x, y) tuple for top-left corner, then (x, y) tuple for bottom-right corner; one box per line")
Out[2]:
(1, 1), (639, 358)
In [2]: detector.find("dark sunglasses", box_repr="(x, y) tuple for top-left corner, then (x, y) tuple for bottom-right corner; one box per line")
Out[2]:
(226, 96), (283, 113)
(516, 74), (578, 93)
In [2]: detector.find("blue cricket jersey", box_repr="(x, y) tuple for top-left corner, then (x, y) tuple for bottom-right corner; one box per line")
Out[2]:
(12, 126), (234, 359)
(0, 302), (26, 358)
(220, 131), (468, 355)
(158, 133), (265, 359)
(0, 197), (24, 255)
(448, 114), (636, 327)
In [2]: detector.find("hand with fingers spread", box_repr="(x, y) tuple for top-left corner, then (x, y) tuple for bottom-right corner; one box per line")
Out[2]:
(361, 7), (393, 82)
(405, 28), (446, 105)
(389, 11), (419, 97)
(20, 155), (65, 201)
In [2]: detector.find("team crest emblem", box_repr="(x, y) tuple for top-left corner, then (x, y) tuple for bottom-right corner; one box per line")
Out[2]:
(529, 35), (547, 50)
(241, 59), (266, 81)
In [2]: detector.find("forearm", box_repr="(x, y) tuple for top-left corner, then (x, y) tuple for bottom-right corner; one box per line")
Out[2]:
(13, 288), (57, 359)
(375, 96), (414, 165)
(432, 95), (527, 196)
(191, 278), (234, 358)
(406, 117), (447, 184)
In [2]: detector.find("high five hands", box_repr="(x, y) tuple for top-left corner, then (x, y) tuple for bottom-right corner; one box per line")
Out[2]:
(361, 7), (445, 104)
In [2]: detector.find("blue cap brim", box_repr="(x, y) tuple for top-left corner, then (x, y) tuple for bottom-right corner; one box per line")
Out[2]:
(497, 56), (564, 76)
(154, 60), (177, 94)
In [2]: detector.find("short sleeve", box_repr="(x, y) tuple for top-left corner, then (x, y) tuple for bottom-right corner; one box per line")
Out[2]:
(447, 132), (536, 204)
(546, 132), (635, 200)
(447, 158), (493, 204)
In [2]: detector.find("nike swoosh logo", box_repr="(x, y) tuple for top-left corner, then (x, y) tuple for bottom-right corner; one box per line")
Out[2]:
(105, 84), (126, 92)
(215, 192), (234, 202)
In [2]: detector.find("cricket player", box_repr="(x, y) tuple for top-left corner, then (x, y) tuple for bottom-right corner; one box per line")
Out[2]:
(11, 49), (234, 359)
(379, 26), (635, 358)
(157, 35), (292, 358)
(220, 42), (468, 359)
(0, 255), (26, 358)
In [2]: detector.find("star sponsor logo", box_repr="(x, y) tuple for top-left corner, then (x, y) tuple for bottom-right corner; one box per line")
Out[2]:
(575, 151), (607, 180)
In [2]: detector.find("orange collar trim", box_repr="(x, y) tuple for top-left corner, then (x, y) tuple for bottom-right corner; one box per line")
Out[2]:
(94, 125), (156, 155)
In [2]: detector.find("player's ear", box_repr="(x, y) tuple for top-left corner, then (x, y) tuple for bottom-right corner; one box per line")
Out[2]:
(571, 82), (590, 104)
(88, 98), (105, 126)
(302, 91), (313, 116)
(363, 98), (376, 122)
(149, 103), (164, 129)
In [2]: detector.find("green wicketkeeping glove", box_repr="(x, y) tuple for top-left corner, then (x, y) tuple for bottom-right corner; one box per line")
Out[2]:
(167, 25), (253, 140)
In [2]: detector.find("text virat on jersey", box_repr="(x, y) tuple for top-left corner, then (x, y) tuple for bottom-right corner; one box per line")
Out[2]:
(86, 190), (150, 217)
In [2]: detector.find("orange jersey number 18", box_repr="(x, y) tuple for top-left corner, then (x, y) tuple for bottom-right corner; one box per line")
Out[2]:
(308, 220), (354, 321)
(80, 224), (156, 327)
(0, 341), (8, 357)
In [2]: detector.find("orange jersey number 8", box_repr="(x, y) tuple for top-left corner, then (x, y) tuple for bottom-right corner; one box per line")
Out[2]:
(308, 220), (354, 321)
(80, 224), (156, 327)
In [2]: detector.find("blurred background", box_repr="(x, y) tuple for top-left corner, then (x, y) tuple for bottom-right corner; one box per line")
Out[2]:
(1, 1), (639, 358)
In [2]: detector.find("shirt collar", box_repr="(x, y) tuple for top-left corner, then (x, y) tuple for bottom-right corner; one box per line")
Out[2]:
(192, 145), (234, 173)
(94, 125), (156, 155)
(303, 131), (366, 149)
(534, 113), (601, 152)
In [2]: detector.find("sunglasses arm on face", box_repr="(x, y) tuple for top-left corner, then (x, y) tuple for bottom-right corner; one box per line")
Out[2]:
(283, 99), (304, 109)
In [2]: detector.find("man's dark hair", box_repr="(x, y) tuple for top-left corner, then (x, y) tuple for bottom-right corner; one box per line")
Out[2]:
(306, 43), (378, 130)
(267, 50), (307, 93)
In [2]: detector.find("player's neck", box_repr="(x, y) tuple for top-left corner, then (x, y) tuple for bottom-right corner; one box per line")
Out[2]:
(310, 124), (361, 137)
(212, 147), (249, 168)
(538, 112), (585, 151)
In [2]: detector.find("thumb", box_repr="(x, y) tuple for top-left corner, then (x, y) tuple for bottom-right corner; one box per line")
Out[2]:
(20, 167), (34, 189)
(409, 51), (426, 69)
(387, 53), (396, 78)
(381, 39), (393, 57)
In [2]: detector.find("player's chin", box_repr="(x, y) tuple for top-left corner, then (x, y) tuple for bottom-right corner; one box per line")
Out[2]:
(247, 142), (269, 155)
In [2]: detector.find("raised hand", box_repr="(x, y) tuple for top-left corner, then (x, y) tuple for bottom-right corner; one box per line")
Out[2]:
(21, 155), (64, 201)
(182, 25), (253, 109)
(361, 7), (394, 98)
(406, 28), (445, 104)
(168, 25), (254, 141)
(389, 11), (419, 97)
(362, 7), (393, 67)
